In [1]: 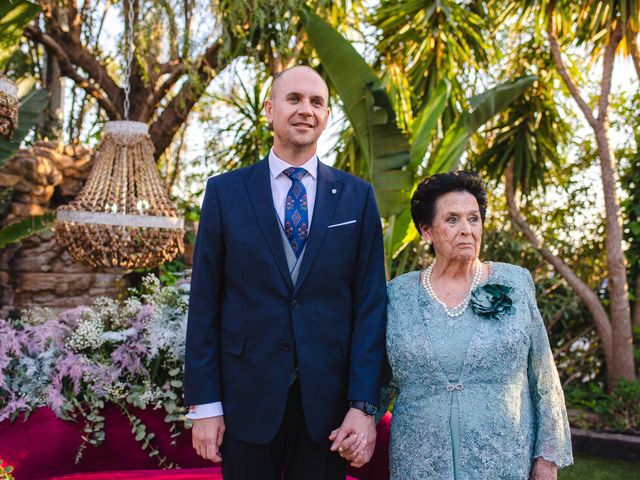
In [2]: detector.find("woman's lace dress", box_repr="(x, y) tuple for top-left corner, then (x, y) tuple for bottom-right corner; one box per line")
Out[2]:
(379, 262), (573, 480)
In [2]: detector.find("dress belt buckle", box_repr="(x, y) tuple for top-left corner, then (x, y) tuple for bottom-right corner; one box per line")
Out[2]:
(447, 383), (464, 392)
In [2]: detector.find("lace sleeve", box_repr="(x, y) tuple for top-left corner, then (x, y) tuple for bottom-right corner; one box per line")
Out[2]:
(523, 269), (573, 468)
(375, 357), (398, 425)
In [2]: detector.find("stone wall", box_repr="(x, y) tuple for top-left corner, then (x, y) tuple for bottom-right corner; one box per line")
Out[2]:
(0, 141), (129, 318)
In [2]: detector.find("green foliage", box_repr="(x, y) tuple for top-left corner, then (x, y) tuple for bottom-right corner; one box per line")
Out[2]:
(565, 382), (613, 416)
(409, 80), (450, 171)
(428, 76), (537, 176)
(372, 0), (495, 122)
(0, 212), (55, 249)
(214, 1), (365, 63)
(616, 90), (640, 323)
(475, 36), (570, 194)
(482, 205), (605, 388)
(609, 379), (640, 433)
(302, 8), (412, 218)
(565, 380), (640, 433)
(301, 8), (384, 166)
(302, 8), (535, 233)
(157, 256), (187, 287)
(203, 70), (273, 173)
(0, 88), (48, 166)
(118, 405), (173, 467)
(0, 0), (40, 70)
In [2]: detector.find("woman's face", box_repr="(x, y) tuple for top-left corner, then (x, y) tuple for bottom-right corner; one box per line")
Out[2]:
(420, 190), (483, 263)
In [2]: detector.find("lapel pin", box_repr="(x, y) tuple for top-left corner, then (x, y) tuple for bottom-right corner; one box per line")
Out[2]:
(331, 188), (337, 194)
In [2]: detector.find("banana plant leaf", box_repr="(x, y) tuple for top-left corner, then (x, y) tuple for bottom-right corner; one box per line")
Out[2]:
(409, 79), (450, 170)
(0, 211), (55, 249)
(0, 88), (48, 167)
(365, 84), (413, 217)
(427, 75), (537, 175)
(0, 0), (40, 69)
(301, 9), (412, 218)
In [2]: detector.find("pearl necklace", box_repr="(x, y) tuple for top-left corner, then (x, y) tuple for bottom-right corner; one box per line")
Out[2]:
(421, 261), (483, 318)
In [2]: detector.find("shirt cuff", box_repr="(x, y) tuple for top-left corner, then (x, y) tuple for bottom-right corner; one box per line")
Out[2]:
(186, 402), (224, 419)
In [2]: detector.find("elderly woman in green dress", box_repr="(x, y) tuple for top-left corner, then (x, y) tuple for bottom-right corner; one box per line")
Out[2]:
(340, 171), (573, 479)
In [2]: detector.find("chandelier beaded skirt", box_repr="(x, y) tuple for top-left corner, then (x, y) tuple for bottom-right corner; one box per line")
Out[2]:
(55, 121), (184, 269)
(0, 75), (19, 140)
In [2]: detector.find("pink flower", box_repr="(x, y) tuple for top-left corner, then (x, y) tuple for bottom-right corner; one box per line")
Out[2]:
(45, 383), (66, 414)
(0, 395), (28, 422)
(111, 342), (149, 377)
(52, 352), (89, 395)
(136, 304), (154, 325)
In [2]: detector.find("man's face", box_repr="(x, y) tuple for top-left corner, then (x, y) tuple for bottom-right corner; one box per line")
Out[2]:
(265, 67), (330, 153)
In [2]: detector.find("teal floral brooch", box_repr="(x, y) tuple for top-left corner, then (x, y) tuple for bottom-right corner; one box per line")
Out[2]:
(470, 284), (515, 319)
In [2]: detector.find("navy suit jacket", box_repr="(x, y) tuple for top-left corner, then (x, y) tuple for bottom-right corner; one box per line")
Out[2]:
(184, 157), (387, 444)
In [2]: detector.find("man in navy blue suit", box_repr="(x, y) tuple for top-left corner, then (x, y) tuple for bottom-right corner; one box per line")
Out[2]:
(184, 65), (387, 480)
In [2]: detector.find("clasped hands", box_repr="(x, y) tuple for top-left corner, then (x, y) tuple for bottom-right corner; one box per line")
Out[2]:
(329, 407), (377, 467)
(192, 408), (376, 468)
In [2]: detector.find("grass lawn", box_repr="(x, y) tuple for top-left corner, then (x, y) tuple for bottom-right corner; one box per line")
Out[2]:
(559, 455), (640, 479)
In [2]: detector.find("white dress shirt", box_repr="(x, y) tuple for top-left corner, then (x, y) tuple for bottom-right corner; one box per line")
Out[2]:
(186, 149), (319, 420)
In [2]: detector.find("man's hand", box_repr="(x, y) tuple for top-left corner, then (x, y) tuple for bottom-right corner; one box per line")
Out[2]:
(529, 458), (557, 480)
(329, 408), (376, 467)
(192, 415), (225, 462)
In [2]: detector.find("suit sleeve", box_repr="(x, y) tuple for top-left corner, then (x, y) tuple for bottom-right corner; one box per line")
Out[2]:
(184, 177), (225, 406)
(347, 184), (388, 404)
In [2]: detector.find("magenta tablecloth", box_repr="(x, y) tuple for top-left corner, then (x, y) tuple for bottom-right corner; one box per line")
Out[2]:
(0, 407), (390, 480)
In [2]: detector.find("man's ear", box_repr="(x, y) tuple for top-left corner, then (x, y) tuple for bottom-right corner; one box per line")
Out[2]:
(321, 107), (330, 130)
(264, 98), (273, 123)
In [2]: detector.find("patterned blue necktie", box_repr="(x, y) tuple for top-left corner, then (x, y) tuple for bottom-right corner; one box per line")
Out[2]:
(283, 167), (309, 258)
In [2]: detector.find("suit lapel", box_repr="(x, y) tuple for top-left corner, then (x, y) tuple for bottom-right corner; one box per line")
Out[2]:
(293, 161), (341, 294)
(246, 158), (294, 290)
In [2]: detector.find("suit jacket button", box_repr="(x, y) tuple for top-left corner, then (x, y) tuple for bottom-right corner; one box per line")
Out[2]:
(281, 342), (291, 351)
(291, 299), (299, 309)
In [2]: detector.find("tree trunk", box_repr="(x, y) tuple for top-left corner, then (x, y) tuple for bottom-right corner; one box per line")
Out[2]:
(592, 19), (635, 381)
(546, 9), (636, 383)
(41, 49), (64, 139)
(593, 126), (636, 381)
(504, 163), (617, 384)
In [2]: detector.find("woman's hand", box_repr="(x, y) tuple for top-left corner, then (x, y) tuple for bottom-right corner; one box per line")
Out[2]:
(529, 457), (557, 480)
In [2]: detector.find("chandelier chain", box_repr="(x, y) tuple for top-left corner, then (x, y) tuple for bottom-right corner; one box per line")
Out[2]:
(123, 0), (135, 121)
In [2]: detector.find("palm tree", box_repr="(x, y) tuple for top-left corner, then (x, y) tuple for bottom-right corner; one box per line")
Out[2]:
(478, 0), (638, 386)
(302, 9), (535, 277)
(371, 0), (496, 128)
